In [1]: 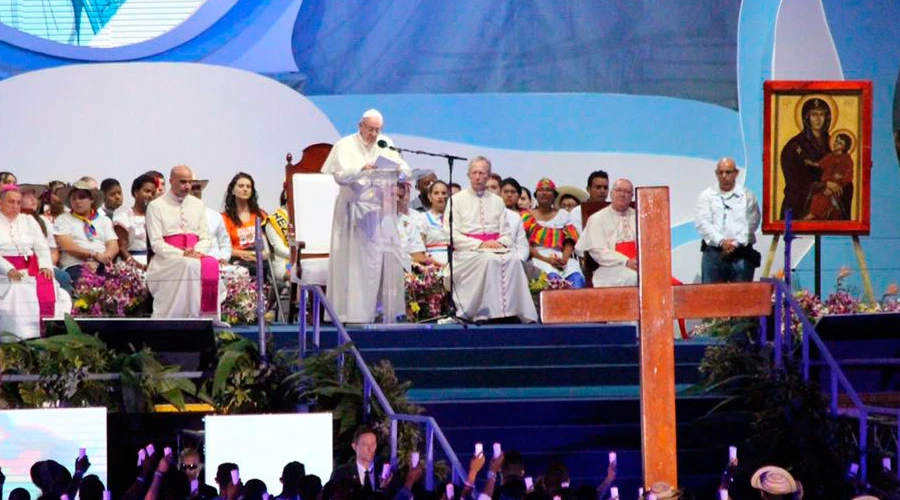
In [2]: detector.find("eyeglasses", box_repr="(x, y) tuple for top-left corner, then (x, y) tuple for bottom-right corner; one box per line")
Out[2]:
(360, 123), (382, 134)
(181, 463), (200, 471)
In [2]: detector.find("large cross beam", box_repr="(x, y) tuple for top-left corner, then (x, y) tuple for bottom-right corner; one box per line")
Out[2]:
(540, 187), (773, 488)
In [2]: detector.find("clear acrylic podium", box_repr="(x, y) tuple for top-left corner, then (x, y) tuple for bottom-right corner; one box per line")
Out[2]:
(360, 168), (404, 323)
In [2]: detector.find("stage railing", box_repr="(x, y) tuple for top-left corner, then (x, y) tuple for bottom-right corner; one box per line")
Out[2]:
(771, 278), (900, 481)
(0, 372), (204, 383)
(298, 284), (466, 490)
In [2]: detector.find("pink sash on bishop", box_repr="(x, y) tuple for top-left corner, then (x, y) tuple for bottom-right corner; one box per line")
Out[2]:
(463, 232), (500, 242)
(163, 234), (219, 315)
(5, 255), (55, 319)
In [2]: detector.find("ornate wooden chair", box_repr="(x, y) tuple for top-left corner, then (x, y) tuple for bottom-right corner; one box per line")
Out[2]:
(285, 143), (337, 322)
(579, 200), (610, 287)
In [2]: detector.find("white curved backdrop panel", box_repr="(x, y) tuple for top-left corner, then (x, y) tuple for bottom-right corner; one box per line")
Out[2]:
(0, 62), (340, 212)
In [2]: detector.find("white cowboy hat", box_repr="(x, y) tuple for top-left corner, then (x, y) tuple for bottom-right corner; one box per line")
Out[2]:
(58, 180), (103, 211)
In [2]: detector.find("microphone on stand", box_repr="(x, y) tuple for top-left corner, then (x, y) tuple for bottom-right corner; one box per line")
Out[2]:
(377, 139), (401, 152)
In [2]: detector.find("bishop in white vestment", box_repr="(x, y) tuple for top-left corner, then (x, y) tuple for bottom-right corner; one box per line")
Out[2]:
(323, 109), (410, 323)
(146, 166), (225, 319)
(0, 186), (71, 339)
(575, 179), (638, 288)
(445, 157), (537, 323)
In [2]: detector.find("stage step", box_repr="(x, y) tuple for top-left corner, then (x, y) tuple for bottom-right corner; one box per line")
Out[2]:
(406, 384), (696, 402)
(394, 364), (703, 389)
(838, 392), (900, 409)
(238, 323), (638, 351)
(233, 323), (729, 495)
(424, 396), (742, 496)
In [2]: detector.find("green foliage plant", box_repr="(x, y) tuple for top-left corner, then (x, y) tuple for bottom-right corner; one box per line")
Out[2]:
(694, 317), (856, 499)
(0, 315), (203, 412)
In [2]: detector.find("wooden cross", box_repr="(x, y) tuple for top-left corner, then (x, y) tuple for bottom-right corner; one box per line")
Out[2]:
(540, 187), (774, 488)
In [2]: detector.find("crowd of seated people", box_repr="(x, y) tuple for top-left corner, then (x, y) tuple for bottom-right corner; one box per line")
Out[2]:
(0, 161), (638, 333)
(0, 167), (292, 336)
(1, 151), (759, 331)
(392, 167), (606, 324)
(400, 167), (616, 292)
(2, 425), (893, 500)
(3, 157), (611, 333)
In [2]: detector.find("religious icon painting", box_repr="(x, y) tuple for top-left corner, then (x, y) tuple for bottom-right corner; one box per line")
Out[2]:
(762, 80), (872, 235)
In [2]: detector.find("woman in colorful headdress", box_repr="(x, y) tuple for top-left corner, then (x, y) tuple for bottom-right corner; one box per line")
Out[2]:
(521, 178), (585, 288)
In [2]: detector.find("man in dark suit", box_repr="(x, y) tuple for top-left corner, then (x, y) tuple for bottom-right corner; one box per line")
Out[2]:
(330, 427), (382, 496)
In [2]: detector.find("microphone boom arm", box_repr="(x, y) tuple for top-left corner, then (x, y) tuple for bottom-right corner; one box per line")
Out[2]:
(378, 139), (466, 162)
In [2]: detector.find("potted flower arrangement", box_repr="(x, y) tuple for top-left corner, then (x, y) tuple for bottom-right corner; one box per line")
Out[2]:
(220, 267), (265, 325)
(528, 271), (572, 318)
(791, 268), (900, 334)
(71, 262), (151, 317)
(404, 261), (449, 321)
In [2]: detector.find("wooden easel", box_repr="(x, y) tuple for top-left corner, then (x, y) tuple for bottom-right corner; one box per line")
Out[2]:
(762, 233), (876, 305)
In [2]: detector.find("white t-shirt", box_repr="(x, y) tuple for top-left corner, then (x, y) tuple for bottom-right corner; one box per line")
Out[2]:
(113, 208), (148, 253)
(40, 215), (57, 250)
(54, 212), (117, 269)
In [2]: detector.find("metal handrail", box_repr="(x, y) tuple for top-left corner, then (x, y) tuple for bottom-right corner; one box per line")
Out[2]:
(0, 371), (206, 382)
(298, 284), (466, 490)
(772, 279), (899, 481)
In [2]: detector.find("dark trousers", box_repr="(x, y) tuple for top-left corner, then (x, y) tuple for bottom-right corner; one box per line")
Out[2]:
(701, 246), (756, 284)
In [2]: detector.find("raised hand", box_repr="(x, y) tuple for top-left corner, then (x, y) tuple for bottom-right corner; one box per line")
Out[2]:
(75, 455), (91, 475)
(406, 463), (424, 487)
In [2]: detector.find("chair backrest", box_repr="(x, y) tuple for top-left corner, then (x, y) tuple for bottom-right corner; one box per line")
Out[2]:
(580, 200), (610, 228)
(285, 143), (336, 257)
(580, 201), (610, 287)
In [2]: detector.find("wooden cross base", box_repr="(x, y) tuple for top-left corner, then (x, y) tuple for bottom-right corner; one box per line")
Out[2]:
(540, 187), (774, 488)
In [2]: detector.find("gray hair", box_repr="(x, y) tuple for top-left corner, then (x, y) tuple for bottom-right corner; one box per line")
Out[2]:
(468, 155), (492, 173)
(0, 187), (20, 201)
(613, 178), (634, 192)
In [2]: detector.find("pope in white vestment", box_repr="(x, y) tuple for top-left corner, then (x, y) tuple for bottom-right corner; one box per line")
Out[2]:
(0, 187), (72, 339)
(445, 157), (537, 323)
(146, 166), (225, 319)
(323, 109), (411, 323)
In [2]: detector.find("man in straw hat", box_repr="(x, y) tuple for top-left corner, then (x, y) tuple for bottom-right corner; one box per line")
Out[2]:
(145, 165), (226, 319)
(750, 465), (803, 499)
